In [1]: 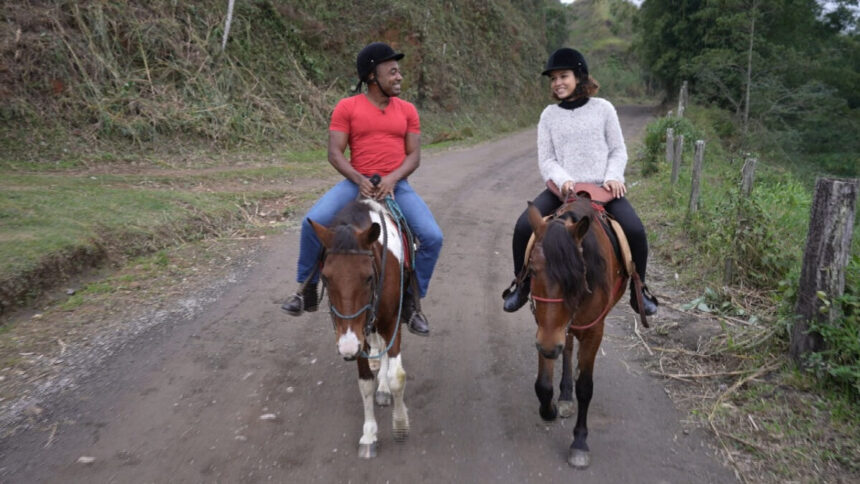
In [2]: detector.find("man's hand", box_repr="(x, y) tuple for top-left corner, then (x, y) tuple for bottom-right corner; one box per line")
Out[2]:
(373, 175), (397, 200)
(357, 176), (376, 198)
(603, 179), (627, 198)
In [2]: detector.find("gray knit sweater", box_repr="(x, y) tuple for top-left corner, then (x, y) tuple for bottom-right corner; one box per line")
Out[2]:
(537, 97), (627, 190)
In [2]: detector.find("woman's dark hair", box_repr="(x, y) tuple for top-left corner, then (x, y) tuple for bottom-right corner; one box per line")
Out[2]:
(551, 73), (600, 101)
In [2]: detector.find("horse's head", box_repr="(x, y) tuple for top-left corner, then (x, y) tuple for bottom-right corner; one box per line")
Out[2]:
(527, 202), (592, 359)
(310, 218), (380, 360)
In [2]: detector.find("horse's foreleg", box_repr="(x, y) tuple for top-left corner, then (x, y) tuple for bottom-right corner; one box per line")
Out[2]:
(373, 339), (393, 407)
(386, 352), (409, 441)
(568, 329), (602, 469)
(558, 332), (576, 418)
(535, 353), (557, 421)
(356, 358), (378, 459)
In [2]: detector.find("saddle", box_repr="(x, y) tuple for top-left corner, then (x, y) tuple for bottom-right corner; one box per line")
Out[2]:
(525, 181), (636, 279)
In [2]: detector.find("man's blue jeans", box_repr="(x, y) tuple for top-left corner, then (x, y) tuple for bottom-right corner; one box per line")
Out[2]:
(296, 179), (443, 298)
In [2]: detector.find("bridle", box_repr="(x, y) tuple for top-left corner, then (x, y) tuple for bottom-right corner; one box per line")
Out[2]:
(322, 205), (405, 360)
(325, 248), (379, 332)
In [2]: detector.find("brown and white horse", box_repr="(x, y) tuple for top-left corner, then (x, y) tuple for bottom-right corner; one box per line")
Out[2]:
(526, 197), (628, 468)
(309, 198), (409, 459)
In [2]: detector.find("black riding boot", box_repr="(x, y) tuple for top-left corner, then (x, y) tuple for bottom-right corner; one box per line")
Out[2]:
(281, 282), (319, 316)
(629, 282), (658, 316)
(502, 278), (530, 313)
(401, 292), (429, 336)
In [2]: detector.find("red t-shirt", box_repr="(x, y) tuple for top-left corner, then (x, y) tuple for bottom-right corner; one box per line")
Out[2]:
(329, 94), (421, 177)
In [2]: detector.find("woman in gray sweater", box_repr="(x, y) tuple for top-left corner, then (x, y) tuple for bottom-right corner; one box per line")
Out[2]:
(502, 48), (658, 316)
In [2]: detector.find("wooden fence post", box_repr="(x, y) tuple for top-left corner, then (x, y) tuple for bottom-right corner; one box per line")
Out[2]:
(740, 156), (757, 197)
(666, 128), (674, 167)
(790, 177), (859, 363)
(671, 135), (684, 185)
(688, 140), (705, 215)
(677, 80), (688, 118)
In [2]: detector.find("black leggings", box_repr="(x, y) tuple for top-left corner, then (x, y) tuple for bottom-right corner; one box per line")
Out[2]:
(511, 189), (649, 283)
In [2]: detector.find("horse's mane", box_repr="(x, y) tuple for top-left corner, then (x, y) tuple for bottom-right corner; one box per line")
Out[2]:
(328, 200), (373, 251)
(541, 200), (607, 309)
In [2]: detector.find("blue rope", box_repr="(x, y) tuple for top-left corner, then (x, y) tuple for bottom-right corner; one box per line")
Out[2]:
(330, 303), (372, 320)
(361, 196), (407, 360)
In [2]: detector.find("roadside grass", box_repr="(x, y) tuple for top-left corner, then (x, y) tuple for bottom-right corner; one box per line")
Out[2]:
(631, 107), (860, 482)
(0, 149), (336, 316)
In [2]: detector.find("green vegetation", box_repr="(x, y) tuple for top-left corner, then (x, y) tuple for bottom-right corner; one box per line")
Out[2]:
(633, 0), (859, 178)
(634, 105), (860, 482)
(1, 0), (556, 161)
(567, 0), (654, 102)
(0, 0), (568, 314)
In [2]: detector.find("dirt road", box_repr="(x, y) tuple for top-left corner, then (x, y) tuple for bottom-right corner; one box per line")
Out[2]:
(0, 107), (736, 483)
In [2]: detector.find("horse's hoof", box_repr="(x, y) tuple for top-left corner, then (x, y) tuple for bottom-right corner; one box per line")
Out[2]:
(375, 391), (392, 406)
(357, 442), (378, 459)
(567, 448), (591, 469)
(392, 419), (410, 442)
(558, 400), (575, 418)
(539, 403), (558, 421)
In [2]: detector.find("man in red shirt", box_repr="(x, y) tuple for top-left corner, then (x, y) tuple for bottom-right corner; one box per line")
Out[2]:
(282, 42), (443, 336)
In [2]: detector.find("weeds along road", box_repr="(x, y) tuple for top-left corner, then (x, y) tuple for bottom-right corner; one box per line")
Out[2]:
(0, 106), (737, 483)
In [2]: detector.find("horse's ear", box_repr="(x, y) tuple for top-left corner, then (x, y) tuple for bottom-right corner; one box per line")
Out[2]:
(309, 218), (334, 248)
(566, 215), (591, 243)
(527, 202), (547, 239)
(361, 222), (381, 246)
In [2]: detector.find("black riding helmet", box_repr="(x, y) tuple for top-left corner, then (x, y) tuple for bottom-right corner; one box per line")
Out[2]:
(356, 42), (405, 84)
(542, 47), (588, 80)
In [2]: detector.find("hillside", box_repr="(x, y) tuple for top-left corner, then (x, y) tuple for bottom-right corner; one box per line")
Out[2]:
(1, 0), (568, 161)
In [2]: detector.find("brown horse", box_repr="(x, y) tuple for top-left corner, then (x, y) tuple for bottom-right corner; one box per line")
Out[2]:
(526, 197), (628, 469)
(308, 198), (409, 459)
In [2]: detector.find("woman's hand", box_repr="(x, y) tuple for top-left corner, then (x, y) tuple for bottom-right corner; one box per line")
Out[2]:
(561, 180), (576, 198)
(603, 180), (627, 199)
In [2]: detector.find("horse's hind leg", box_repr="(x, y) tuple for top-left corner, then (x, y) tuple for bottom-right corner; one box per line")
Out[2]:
(356, 358), (378, 458)
(535, 354), (558, 421)
(568, 328), (603, 469)
(558, 332), (576, 418)
(386, 353), (409, 441)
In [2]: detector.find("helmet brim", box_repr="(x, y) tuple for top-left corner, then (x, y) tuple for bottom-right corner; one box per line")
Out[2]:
(380, 52), (405, 63)
(542, 65), (579, 76)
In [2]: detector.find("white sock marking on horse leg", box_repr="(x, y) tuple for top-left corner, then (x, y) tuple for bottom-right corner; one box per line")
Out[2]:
(376, 353), (391, 395)
(358, 378), (377, 445)
(388, 355), (409, 431)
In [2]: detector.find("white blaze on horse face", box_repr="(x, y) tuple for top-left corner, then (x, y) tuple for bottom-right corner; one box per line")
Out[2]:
(362, 199), (404, 264)
(337, 328), (361, 357)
